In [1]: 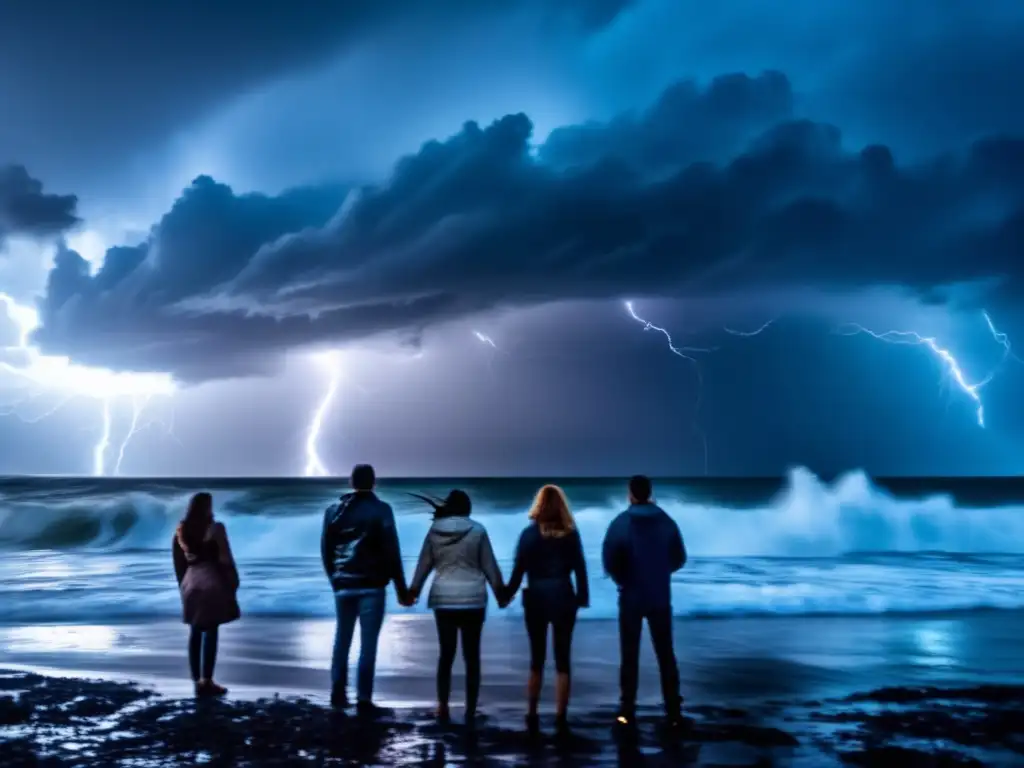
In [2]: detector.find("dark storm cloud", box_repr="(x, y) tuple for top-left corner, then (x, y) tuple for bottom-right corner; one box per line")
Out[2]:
(0, 165), (79, 245)
(29, 71), (1024, 381)
(540, 71), (794, 173)
(0, 0), (624, 184)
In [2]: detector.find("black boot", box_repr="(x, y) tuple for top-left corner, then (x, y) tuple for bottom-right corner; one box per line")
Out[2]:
(330, 684), (348, 709)
(525, 712), (540, 735)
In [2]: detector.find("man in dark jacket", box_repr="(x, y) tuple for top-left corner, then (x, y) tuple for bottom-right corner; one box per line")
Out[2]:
(321, 464), (409, 713)
(602, 474), (687, 727)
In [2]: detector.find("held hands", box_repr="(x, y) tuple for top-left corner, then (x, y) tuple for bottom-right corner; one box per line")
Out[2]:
(399, 588), (419, 608)
(496, 586), (512, 610)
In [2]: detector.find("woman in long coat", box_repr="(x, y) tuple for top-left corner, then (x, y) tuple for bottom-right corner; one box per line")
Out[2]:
(172, 492), (240, 696)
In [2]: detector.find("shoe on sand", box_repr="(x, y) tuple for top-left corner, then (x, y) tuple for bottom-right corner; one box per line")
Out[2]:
(196, 680), (227, 697)
(356, 701), (393, 718)
(330, 685), (349, 709)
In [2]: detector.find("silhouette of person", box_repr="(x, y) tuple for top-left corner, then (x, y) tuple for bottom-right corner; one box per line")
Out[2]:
(602, 475), (687, 728)
(172, 491), (240, 697)
(321, 464), (410, 714)
(408, 489), (505, 724)
(504, 484), (589, 735)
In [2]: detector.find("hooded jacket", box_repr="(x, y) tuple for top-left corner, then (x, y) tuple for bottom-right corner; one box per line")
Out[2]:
(410, 516), (504, 610)
(602, 503), (686, 610)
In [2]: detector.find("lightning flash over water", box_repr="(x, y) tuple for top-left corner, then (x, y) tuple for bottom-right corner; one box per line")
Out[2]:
(623, 300), (712, 474)
(304, 351), (343, 477)
(836, 312), (1015, 428)
(0, 293), (176, 475)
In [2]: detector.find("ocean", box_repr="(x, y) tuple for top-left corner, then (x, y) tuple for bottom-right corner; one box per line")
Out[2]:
(3, 468), (1024, 627)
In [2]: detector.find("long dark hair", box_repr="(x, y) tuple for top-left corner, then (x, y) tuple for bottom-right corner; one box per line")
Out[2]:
(408, 490), (471, 519)
(178, 492), (214, 553)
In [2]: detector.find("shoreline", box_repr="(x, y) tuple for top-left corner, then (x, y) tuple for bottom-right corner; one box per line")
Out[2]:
(3, 612), (1024, 763)
(3, 611), (1024, 706)
(2, 604), (1020, 625)
(4, 666), (1024, 766)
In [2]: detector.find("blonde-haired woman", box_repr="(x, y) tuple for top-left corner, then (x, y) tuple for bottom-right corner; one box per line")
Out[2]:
(504, 484), (589, 734)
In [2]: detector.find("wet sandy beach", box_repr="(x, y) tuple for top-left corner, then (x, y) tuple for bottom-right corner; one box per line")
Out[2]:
(2, 612), (1024, 764)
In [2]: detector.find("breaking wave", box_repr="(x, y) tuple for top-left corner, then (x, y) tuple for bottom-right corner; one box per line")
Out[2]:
(2, 467), (1023, 558)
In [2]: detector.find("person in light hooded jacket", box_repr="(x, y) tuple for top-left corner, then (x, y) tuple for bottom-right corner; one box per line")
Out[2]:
(408, 489), (505, 723)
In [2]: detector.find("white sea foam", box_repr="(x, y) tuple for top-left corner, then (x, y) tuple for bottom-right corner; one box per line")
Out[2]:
(1, 468), (1023, 622)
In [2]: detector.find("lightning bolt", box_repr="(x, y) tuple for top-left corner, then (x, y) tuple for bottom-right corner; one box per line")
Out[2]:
(624, 301), (712, 363)
(94, 399), (112, 477)
(836, 311), (1014, 428)
(111, 395), (177, 475)
(473, 330), (497, 349)
(983, 311), (1022, 364)
(304, 351), (342, 477)
(0, 292), (176, 475)
(623, 300), (712, 475)
(724, 318), (777, 337)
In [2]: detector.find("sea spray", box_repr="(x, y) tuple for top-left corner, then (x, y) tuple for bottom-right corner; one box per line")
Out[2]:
(3, 470), (1024, 623)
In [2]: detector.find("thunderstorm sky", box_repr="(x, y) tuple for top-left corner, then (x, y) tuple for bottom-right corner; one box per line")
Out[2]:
(1, 0), (1024, 477)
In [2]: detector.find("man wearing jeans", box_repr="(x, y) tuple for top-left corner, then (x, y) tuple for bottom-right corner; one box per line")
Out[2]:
(602, 474), (687, 729)
(321, 464), (409, 714)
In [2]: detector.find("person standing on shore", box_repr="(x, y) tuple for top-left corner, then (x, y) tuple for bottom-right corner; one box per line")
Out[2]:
(504, 484), (589, 735)
(602, 475), (687, 729)
(408, 490), (505, 725)
(321, 464), (410, 714)
(172, 491), (241, 697)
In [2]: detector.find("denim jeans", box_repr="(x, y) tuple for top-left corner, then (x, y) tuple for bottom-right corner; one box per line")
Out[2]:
(331, 588), (386, 703)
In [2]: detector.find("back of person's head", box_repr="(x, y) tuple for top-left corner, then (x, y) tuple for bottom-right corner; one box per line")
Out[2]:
(528, 484), (576, 538)
(628, 474), (653, 505)
(435, 489), (472, 519)
(179, 492), (214, 552)
(350, 464), (376, 492)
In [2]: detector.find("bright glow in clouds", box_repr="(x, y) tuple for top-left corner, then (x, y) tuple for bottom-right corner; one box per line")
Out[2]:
(0, 293), (176, 475)
(304, 351), (343, 477)
(836, 311), (1015, 428)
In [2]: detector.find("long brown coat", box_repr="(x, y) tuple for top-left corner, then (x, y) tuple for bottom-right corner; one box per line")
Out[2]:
(172, 522), (241, 629)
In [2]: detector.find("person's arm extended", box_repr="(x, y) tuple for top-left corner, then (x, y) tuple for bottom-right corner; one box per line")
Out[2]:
(409, 532), (434, 598)
(213, 523), (240, 591)
(479, 529), (505, 600)
(504, 529), (529, 604)
(668, 516), (687, 572)
(172, 535), (188, 586)
(320, 504), (336, 580)
(573, 528), (590, 608)
(602, 514), (627, 586)
(382, 505), (409, 599)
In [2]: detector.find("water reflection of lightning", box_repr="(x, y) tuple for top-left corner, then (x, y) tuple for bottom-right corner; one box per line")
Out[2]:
(304, 351), (342, 477)
(836, 312), (1014, 428)
(0, 292), (177, 475)
(623, 300), (712, 475)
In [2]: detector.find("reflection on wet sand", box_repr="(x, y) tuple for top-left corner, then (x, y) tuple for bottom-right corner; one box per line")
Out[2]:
(5, 625), (119, 654)
(0, 612), (1021, 708)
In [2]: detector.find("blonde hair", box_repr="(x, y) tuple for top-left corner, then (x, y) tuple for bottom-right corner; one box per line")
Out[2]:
(528, 484), (576, 538)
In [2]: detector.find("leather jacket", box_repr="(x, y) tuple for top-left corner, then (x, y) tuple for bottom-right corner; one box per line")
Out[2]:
(320, 491), (408, 592)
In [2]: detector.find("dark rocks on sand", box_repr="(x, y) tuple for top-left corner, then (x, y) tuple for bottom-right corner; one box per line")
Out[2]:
(2, 671), (1024, 766)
